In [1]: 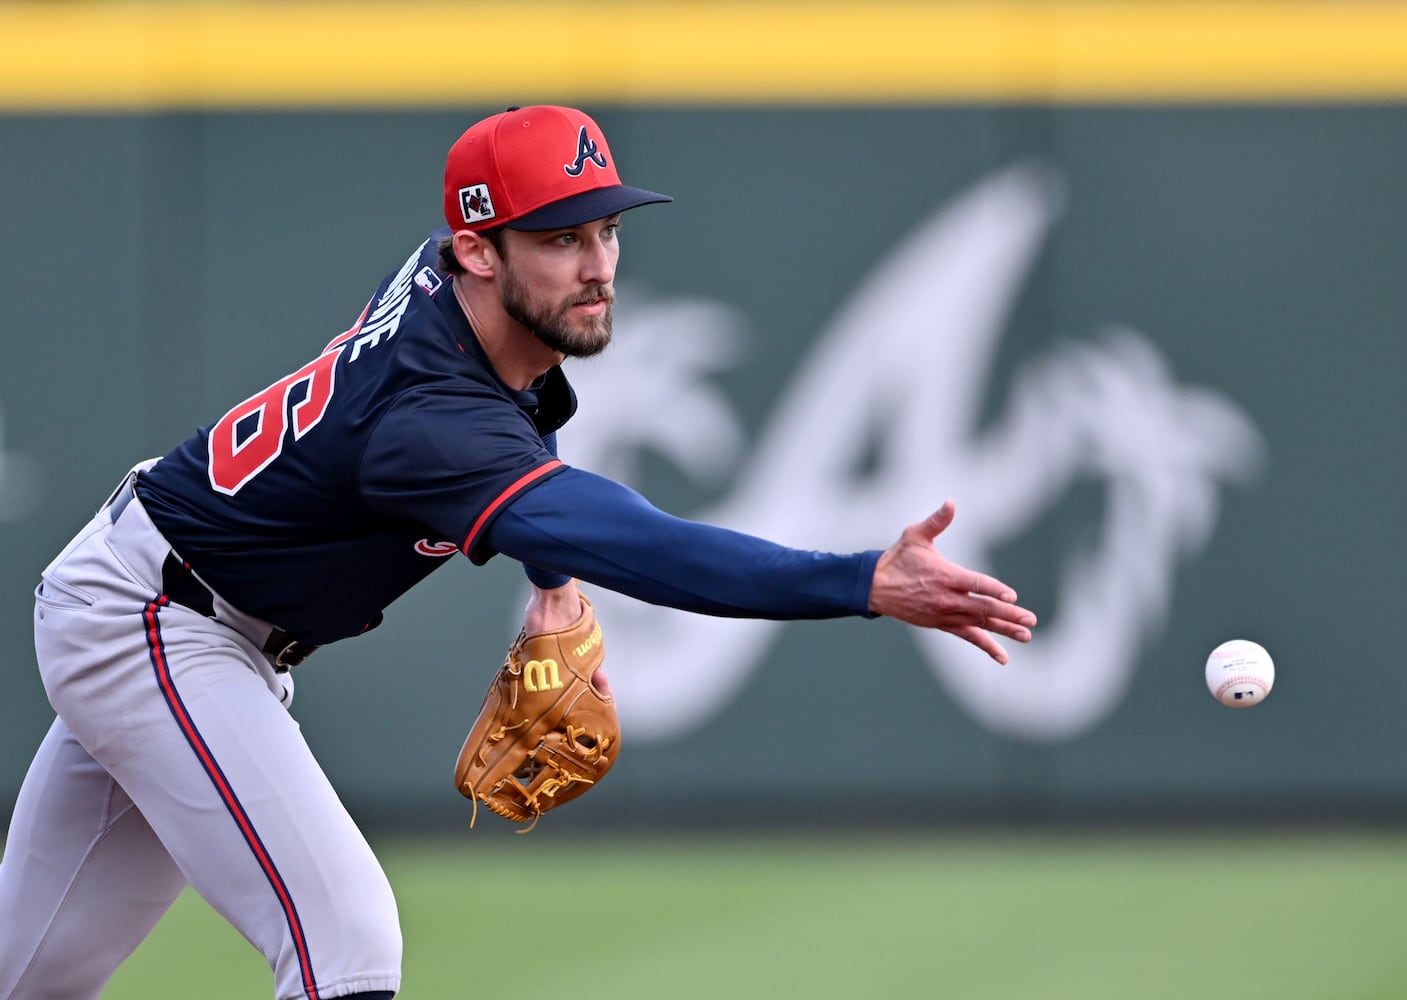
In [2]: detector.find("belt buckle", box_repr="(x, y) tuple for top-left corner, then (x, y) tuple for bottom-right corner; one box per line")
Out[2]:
(273, 639), (315, 670)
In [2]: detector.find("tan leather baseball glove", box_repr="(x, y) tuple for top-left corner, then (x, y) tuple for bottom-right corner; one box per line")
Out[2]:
(454, 593), (618, 831)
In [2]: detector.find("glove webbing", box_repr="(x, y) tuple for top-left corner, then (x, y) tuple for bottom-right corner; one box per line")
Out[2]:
(466, 760), (597, 834)
(466, 710), (615, 833)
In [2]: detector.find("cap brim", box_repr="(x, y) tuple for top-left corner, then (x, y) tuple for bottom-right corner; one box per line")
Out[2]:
(507, 184), (673, 231)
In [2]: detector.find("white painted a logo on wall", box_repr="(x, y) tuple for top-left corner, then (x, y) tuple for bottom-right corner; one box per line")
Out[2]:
(559, 162), (1266, 744)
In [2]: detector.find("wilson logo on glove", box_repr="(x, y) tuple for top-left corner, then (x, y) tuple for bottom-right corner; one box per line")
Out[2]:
(574, 623), (603, 658)
(523, 658), (563, 693)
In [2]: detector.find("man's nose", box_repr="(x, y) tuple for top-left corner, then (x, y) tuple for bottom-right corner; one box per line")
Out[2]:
(581, 237), (616, 284)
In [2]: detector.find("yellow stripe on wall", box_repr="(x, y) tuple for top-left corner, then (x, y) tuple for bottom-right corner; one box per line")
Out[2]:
(2, 1), (1406, 110)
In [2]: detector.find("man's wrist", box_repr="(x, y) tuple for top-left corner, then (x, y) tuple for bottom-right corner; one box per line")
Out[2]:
(525, 580), (583, 632)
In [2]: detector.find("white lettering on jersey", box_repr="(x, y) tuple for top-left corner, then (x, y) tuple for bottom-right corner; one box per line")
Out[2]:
(348, 242), (427, 363)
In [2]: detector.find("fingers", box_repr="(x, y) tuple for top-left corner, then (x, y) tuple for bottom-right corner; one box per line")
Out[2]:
(981, 614), (1034, 644)
(966, 571), (1019, 604)
(946, 597), (1033, 645)
(971, 593), (1038, 632)
(911, 500), (956, 544)
(951, 624), (1010, 665)
(933, 595), (1034, 666)
(880, 501), (1039, 664)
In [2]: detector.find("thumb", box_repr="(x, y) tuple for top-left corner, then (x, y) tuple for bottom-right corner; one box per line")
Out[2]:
(913, 500), (956, 543)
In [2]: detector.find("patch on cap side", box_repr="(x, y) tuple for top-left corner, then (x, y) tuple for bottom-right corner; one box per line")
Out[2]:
(458, 184), (496, 225)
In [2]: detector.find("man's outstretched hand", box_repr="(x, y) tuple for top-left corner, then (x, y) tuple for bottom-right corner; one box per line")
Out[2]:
(868, 500), (1038, 664)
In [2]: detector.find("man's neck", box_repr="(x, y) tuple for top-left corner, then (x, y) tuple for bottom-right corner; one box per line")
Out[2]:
(452, 276), (562, 390)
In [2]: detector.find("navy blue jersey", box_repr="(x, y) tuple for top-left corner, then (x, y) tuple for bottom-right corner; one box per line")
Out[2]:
(138, 229), (574, 644)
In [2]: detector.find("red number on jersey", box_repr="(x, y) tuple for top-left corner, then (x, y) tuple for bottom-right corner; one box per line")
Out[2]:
(207, 349), (340, 495)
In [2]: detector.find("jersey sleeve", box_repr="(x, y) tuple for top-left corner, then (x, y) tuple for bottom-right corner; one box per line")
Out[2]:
(486, 467), (880, 619)
(359, 385), (567, 559)
(519, 430), (574, 590)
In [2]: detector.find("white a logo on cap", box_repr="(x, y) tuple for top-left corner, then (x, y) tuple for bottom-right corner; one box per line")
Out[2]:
(459, 184), (496, 224)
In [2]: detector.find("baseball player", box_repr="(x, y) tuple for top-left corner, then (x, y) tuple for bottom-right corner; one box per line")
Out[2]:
(0, 105), (1037, 1000)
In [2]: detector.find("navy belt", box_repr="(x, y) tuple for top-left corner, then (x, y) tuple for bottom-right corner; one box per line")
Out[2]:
(108, 478), (318, 672)
(159, 553), (319, 671)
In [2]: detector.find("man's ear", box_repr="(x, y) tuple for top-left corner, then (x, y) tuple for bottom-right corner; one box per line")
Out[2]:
(453, 230), (500, 278)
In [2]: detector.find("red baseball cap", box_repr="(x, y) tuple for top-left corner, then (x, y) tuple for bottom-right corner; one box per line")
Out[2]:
(443, 105), (672, 233)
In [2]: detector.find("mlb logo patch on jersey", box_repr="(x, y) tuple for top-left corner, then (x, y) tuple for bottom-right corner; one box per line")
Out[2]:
(458, 184), (496, 225)
(413, 266), (443, 295)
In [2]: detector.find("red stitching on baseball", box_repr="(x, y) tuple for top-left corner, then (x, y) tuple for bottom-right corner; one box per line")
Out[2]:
(1215, 675), (1271, 699)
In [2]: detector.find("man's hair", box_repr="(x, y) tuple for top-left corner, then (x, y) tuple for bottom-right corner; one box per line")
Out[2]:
(437, 227), (507, 275)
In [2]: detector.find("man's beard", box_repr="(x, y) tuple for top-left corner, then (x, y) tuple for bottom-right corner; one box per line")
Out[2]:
(500, 264), (614, 358)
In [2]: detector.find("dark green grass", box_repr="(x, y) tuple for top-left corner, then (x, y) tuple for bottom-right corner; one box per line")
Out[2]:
(103, 829), (1407, 999)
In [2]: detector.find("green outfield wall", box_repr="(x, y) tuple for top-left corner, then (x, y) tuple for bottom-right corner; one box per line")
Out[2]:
(1, 2), (1403, 829)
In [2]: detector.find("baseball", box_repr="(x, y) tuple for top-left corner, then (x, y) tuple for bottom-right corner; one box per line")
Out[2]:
(1204, 639), (1274, 708)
